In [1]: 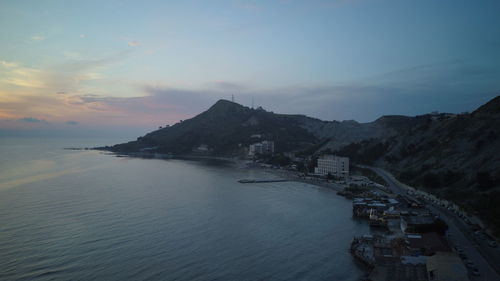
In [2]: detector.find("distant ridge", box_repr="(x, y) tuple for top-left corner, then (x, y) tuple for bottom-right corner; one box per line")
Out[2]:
(473, 95), (500, 116)
(332, 95), (500, 235)
(108, 99), (317, 155)
(107, 96), (500, 157)
(107, 98), (435, 156)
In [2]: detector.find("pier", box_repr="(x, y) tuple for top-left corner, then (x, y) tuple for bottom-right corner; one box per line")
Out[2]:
(238, 179), (288, 183)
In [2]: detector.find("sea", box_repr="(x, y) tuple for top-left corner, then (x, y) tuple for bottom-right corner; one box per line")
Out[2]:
(0, 137), (369, 281)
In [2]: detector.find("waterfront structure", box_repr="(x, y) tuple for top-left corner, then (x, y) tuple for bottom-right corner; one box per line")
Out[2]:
(400, 215), (437, 233)
(314, 154), (349, 178)
(406, 233), (451, 255)
(368, 264), (428, 281)
(248, 141), (274, 156)
(352, 197), (398, 218)
(426, 252), (469, 281)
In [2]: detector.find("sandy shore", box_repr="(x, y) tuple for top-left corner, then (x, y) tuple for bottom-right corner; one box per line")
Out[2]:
(109, 151), (347, 193)
(258, 167), (346, 192)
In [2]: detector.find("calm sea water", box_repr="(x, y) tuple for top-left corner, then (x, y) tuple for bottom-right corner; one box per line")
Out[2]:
(0, 137), (369, 281)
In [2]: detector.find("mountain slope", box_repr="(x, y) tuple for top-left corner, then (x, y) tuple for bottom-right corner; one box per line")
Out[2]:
(109, 99), (434, 156)
(109, 99), (435, 156)
(332, 95), (500, 234)
(109, 100), (319, 155)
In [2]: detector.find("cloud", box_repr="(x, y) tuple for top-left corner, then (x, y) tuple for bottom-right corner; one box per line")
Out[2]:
(240, 3), (260, 11)
(17, 117), (48, 123)
(63, 51), (84, 60)
(0, 50), (131, 95)
(1, 55), (498, 130)
(1, 61), (17, 68)
(31, 35), (45, 41)
(138, 59), (500, 122)
(128, 41), (140, 47)
(80, 34), (85, 38)
(65, 120), (79, 125)
(49, 87), (219, 127)
(0, 55), (116, 90)
(141, 86), (222, 112)
(211, 81), (248, 91)
(0, 61), (46, 88)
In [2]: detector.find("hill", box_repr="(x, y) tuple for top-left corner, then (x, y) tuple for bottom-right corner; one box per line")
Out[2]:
(332, 95), (500, 234)
(107, 99), (417, 156)
(108, 100), (317, 155)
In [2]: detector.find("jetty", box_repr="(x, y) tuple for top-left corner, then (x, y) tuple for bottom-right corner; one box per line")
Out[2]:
(238, 179), (288, 184)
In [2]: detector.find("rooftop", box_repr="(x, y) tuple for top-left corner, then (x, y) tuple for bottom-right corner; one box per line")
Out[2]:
(368, 264), (428, 281)
(402, 215), (436, 225)
(406, 232), (451, 255)
(426, 252), (469, 281)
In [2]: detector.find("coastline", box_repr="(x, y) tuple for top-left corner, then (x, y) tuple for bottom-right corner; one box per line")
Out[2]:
(98, 150), (242, 164)
(263, 168), (346, 192)
(101, 150), (348, 192)
(98, 151), (369, 279)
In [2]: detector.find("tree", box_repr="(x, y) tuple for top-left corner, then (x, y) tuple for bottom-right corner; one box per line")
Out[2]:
(423, 173), (441, 189)
(477, 171), (494, 190)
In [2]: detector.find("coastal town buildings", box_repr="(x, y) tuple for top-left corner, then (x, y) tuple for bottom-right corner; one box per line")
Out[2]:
(401, 215), (438, 234)
(314, 154), (349, 178)
(248, 140), (275, 156)
(346, 177), (476, 281)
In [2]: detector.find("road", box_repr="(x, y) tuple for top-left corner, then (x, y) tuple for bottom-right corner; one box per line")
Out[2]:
(365, 166), (500, 281)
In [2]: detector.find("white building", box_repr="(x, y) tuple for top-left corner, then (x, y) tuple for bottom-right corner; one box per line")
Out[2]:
(195, 144), (209, 152)
(314, 155), (349, 178)
(249, 141), (274, 156)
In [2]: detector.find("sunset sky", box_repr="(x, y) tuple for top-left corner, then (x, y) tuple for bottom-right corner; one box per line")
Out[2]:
(1, 0), (499, 137)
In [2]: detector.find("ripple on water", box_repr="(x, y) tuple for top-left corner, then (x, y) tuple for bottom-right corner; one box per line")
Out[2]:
(0, 149), (368, 281)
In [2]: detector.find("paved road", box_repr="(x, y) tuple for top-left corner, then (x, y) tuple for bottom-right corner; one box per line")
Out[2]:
(365, 166), (500, 281)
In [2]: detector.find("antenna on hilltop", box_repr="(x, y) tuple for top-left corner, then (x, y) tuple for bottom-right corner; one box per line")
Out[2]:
(231, 94), (234, 103)
(252, 97), (254, 109)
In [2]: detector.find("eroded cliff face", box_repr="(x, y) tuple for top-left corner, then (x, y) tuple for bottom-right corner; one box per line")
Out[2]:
(331, 96), (500, 235)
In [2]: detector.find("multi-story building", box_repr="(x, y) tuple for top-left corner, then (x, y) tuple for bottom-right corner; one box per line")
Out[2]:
(314, 154), (349, 178)
(249, 141), (274, 156)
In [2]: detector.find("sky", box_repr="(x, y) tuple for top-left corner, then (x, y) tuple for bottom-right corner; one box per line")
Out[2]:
(1, 0), (499, 137)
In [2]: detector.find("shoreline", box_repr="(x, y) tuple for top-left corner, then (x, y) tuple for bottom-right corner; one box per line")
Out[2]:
(92, 151), (500, 279)
(264, 168), (346, 192)
(98, 150), (242, 164)
(102, 150), (348, 192)
(98, 151), (368, 279)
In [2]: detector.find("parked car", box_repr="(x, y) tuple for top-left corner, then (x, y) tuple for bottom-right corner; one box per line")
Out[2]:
(471, 269), (480, 276)
(466, 261), (476, 269)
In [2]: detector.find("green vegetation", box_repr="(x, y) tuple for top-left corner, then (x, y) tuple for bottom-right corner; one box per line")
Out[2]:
(351, 166), (387, 186)
(296, 138), (330, 157)
(471, 191), (500, 237)
(259, 153), (292, 167)
(344, 185), (371, 193)
(108, 100), (317, 156)
(477, 171), (495, 190)
(333, 139), (391, 165)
